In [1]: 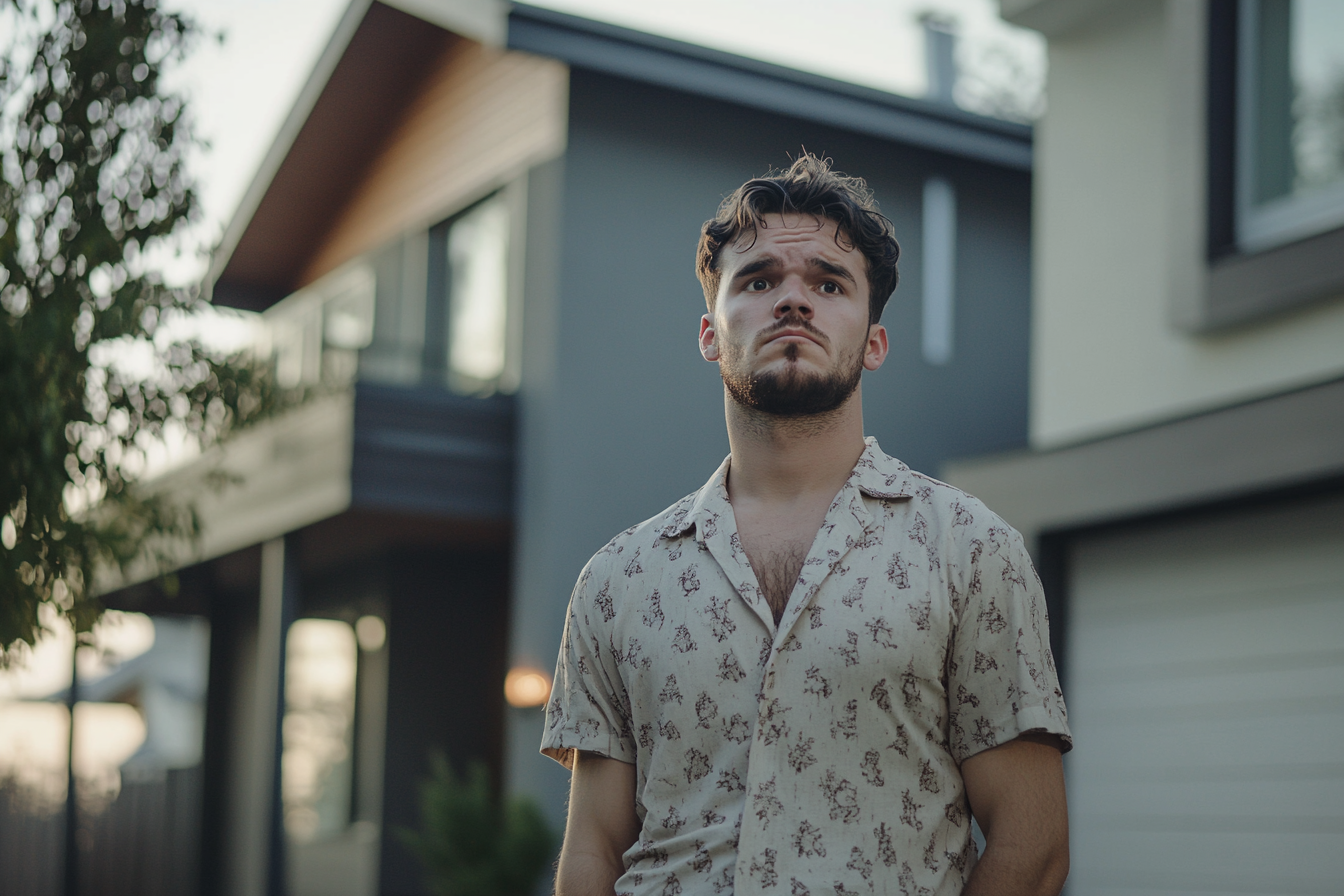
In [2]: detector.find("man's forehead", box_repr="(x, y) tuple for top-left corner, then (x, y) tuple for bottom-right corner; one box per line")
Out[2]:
(724, 212), (861, 272)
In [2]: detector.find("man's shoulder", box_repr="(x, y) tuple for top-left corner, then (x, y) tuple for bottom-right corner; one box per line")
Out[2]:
(579, 488), (703, 581)
(888, 462), (1020, 545)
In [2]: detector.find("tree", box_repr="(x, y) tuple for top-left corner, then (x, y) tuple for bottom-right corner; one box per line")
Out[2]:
(0, 0), (277, 665)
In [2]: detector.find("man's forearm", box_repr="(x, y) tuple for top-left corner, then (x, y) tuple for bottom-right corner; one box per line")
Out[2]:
(558, 752), (640, 896)
(960, 735), (1070, 896)
(960, 837), (1068, 896)
(556, 847), (625, 896)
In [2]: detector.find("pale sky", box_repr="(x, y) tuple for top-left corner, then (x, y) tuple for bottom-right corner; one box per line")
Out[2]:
(159, 0), (1044, 285)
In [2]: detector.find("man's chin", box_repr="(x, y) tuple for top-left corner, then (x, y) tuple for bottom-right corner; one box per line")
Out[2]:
(723, 365), (860, 418)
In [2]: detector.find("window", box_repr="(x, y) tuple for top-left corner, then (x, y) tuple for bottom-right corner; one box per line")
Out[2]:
(1236, 0), (1344, 252)
(1199, 0), (1344, 330)
(356, 187), (518, 391)
(921, 176), (957, 366)
(282, 618), (357, 845)
(447, 195), (511, 390)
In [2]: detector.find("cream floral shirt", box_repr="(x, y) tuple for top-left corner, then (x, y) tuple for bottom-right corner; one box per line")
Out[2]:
(543, 438), (1070, 896)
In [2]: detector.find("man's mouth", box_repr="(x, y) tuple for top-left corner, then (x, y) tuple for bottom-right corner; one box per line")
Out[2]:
(759, 320), (826, 349)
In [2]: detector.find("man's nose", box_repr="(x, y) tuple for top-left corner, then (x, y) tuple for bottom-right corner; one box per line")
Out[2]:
(773, 278), (813, 318)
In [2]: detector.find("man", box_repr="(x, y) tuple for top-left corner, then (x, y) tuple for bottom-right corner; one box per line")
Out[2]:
(542, 155), (1071, 896)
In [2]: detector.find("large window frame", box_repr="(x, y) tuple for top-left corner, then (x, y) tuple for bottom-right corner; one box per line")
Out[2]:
(1234, 0), (1344, 252)
(1202, 0), (1344, 330)
(425, 184), (525, 396)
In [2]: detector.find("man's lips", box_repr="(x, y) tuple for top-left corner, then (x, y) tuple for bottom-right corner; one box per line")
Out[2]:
(761, 328), (824, 348)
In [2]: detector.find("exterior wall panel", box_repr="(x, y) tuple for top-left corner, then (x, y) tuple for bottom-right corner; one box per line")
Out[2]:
(1030, 0), (1344, 448)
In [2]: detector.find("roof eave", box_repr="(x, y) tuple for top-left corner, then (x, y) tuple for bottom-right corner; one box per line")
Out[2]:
(507, 3), (1032, 170)
(207, 0), (376, 294)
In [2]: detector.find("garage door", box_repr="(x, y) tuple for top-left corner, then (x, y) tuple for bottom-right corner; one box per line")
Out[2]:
(1064, 492), (1344, 895)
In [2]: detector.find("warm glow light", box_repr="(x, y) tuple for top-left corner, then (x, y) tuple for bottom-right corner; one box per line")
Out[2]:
(504, 667), (552, 708)
(355, 615), (386, 652)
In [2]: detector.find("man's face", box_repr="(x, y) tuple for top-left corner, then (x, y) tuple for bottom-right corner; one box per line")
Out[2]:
(699, 213), (888, 416)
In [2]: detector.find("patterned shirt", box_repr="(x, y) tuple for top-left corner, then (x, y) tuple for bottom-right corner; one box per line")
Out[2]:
(542, 438), (1071, 896)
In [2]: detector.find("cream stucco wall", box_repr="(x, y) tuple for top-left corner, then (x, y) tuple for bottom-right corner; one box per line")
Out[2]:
(1028, 0), (1344, 448)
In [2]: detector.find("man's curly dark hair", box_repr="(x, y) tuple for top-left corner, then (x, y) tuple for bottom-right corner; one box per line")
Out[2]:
(695, 153), (901, 325)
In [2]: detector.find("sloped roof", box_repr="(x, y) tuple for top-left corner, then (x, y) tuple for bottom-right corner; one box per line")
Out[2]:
(507, 4), (1031, 170)
(210, 1), (455, 309)
(211, 0), (1032, 311)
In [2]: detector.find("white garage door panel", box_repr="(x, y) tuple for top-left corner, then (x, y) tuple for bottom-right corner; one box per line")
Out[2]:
(1070, 856), (1343, 896)
(1064, 775), (1344, 817)
(1064, 492), (1344, 896)
(1070, 594), (1344, 673)
(1068, 706), (1344, 765)
(1071, 662), (1344, 712)
(1072, 830), (1344, 883)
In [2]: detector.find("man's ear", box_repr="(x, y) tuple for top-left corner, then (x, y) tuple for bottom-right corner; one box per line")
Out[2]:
(699, 314), (720, 362)
(863, 323), (889, 371)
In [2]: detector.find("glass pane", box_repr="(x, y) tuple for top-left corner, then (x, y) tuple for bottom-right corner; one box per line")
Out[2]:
(283, 619), (357, 845)
(447, 197), (510, 388)
(1252, 0), (1344, 204)
(1289, 1), (1344, 193)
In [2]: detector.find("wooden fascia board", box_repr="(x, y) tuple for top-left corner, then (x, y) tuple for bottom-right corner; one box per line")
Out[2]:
(207, 0), (375, 293)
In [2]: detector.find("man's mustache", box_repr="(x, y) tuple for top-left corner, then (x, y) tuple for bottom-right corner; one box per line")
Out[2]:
(754, 313), (829, 349)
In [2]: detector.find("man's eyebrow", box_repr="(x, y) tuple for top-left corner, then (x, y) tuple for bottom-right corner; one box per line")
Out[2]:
(730, 256), (779, 280)
(810, 257), (857, 285)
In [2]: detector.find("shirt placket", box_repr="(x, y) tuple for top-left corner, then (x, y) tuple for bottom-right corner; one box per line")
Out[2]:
(732, 484), (877, 894)
(699, 501), (776, 636)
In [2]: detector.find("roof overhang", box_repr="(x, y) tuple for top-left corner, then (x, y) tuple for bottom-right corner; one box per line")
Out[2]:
(943, 376), (1344, 546)
(210, 1), (463, 310)
(508, 3), (1032, 171)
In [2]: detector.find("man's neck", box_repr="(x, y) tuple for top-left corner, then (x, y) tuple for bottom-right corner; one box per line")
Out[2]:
(722, 387), (868, 505)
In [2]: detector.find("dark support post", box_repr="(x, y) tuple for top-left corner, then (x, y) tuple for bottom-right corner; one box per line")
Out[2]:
(266, 535), (300, 896)
(63, 627), (79, 896)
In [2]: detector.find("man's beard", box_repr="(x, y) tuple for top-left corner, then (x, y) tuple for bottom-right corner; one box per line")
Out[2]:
(719, 319), (865, 417)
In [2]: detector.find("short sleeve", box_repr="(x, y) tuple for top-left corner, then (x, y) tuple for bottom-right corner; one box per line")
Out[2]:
(540, 562), (638, 770)
(947, 519), (1072, 764)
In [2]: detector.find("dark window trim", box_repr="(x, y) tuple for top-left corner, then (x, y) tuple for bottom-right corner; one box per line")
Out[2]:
(1200, 0), (1344, 331)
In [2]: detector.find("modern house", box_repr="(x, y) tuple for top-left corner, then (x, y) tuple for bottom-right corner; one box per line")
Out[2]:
(947, 1), (1344, 892)
(8, 1), (1049, 894)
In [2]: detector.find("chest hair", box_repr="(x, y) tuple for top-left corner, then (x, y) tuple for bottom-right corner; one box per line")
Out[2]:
(750, 544), (809, 625)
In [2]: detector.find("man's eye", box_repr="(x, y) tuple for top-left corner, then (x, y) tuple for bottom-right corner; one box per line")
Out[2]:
(819, 281), (841, 294)
(745, 278), (769, 292)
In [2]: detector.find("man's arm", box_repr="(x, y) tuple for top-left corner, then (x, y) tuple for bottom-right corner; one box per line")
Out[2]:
(960, 732), (1070, 896)
(556, 751), (641, 896)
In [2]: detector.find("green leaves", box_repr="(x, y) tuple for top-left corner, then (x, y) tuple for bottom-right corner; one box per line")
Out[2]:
(399, 755), (557, 896)
(0, 0), (279, 663)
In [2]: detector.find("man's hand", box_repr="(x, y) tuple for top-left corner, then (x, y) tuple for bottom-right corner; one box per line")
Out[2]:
(960, 732), (1069, 896)
(556, 751), (641, 896)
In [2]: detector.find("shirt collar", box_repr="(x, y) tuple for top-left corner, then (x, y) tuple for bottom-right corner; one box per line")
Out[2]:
(849, 436), (916, 500)
(658, 437), (912, 542)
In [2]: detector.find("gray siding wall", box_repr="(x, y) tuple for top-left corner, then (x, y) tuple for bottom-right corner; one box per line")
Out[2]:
(507, 71), (1033, 827)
